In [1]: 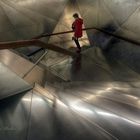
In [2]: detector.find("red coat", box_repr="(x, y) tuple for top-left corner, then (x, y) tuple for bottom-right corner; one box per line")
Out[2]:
(72, 18), (83, 38)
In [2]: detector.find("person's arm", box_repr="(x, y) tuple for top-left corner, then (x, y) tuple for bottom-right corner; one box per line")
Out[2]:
(72, 22), (75, 30)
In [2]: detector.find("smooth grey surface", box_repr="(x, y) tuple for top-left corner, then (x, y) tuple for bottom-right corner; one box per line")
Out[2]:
(1, 1), (140, 140)
(27, 92), (55, 140)
(1, 82), (140, 140)
(0, 0), (69, 57)
(0, 50), (45, 85)
(0, 91), (32, 140)
(48, 47), (140, 82)
(76, 0), (140, 46)
(0, 1), (140, 51)
(1, 46), (140, 140)
(1, 80), (140, 140)
(39, 46), (140, 140)
(0, 62), (32, 100)
(0, 0), (68, 40)
(1, 0), (140, 60)
(51, 81), (140, 140)
(104, 38), (140, 74)
(27, 87), (118, 140)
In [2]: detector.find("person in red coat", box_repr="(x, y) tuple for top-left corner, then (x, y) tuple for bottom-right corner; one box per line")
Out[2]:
(72, 13), (83, 53)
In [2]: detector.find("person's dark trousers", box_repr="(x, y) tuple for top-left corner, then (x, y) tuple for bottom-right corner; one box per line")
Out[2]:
(73, 37), (81, 52)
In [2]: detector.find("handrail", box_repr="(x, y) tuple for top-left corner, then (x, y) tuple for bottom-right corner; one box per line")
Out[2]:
(33, 27), (94, 39)
(0, 27), (140, 55)
(0, 39), (76, 56)
(95, 28), (140, 46)
(33, 27), (140, 46)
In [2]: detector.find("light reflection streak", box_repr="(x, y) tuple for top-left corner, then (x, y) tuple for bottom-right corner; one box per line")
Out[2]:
(97, 111), (117, 117)
(125, 95), (138, 100)
(71, 105), (93, 114)
(57, 98), (93, 114)
(22, 97), (43, 102)
(22, 98), (31, 102)
(57, 99), (68, 108)
(97, 111), (140, 126)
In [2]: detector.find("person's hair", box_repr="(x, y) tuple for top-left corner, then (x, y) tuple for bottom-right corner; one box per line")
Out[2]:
(73, 13), (79, 18)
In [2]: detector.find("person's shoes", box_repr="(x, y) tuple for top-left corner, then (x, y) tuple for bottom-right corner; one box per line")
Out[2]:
(76, 49), (81, 53)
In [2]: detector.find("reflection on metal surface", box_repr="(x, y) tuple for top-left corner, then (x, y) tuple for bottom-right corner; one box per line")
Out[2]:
(0, 0), (140, 55)
(0, 0), (68, 40)
(42, 1), (90, 67)
(71, 104), (93, 115)
(34, 83), (54, 101)
(76, 0), (140, 46)
(48, 1), (90, 48)
(0, 91), (32, 140)
(1, 45), (140, 139)
(1, 1), (140, 140)
(57, 99), (68, 108)
(0, 49), (45, 85)
(0, 0), (68, 57)
(0, 62), (32, 100)
(22, 97), (31, 102)
(47, 47), (140, 82)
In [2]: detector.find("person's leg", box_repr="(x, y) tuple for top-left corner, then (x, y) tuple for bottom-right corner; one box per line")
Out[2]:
(74, 38), (81, 51)
(72, 37), (81, 52)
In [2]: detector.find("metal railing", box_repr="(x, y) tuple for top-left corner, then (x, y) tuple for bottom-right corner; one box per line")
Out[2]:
(0, 39), (76, 56)
(33, 27), (140, 46)
(0, 27), (140, 53)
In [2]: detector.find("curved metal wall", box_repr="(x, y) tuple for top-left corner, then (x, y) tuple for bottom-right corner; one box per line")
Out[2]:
(1, 1), (140, 66)
(0, 0), (140, 43)
(76, 0), (140, 46)
(0, 0), (68, 42)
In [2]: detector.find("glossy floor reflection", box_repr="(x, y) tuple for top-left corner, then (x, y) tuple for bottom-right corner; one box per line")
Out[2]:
(1, 81), (140, 140)
(1, 46), (140, 140)
(42, 46), (140, 140)
(48, 47), (140, 82)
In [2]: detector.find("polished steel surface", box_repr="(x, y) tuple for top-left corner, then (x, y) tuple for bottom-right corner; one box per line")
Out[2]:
(1, 46), (140, 139)
(0, 91), (32, 140)
(0, 0), (140, 53)
(41, 46), (140, 140)
(1, 80), (140, 140)
(41, 0), (90, 67)
(40, 0), (140, 66)
(0, 0), (140, 140)
(47, 81), (140, 140)
(0, 62), (32, 100)
(0, 0), (68, 41)
(0, 0), (68, 56)
(48, 47), (140, 82)
(76, 0), (140, 46)
(0, 50), (45, 85)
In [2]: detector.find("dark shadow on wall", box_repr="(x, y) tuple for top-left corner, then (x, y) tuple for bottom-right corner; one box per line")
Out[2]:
(0, 92), (30, 140)
(102, 38), (140, 76)
(89, 23), (119, 49)
(89, 23), (140, 79)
